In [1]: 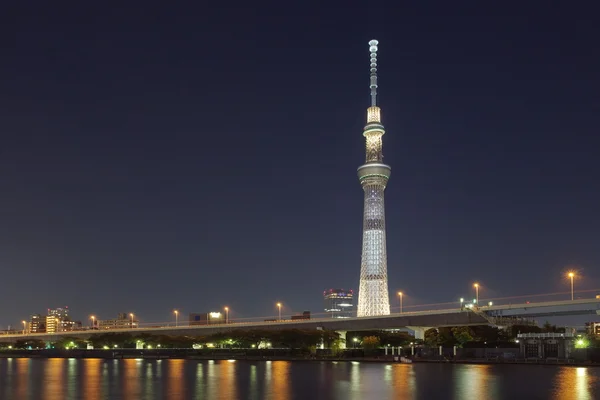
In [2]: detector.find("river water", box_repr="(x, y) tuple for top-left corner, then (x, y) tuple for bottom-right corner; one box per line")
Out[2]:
(0, 358), (598, 399)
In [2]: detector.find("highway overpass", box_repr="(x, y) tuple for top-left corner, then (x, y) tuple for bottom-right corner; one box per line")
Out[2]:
(1, 298), (598, 343)
(486, 298), (600, 318)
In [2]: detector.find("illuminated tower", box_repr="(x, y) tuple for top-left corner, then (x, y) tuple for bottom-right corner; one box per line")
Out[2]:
(356, 40), (391, 317)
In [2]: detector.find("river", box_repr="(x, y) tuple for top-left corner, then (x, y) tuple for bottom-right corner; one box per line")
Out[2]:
(0, 358), (598, 399)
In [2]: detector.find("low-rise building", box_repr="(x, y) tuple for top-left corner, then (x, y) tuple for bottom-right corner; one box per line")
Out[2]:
(29, 314), (45, 333)
(45, 315), (78, 333)
(586, 322), (600, 337)
(98, 313), (138, 329)
(518, 332), (574, 359)
(45, 307), (79, 333)
(189, 312), (224, 325)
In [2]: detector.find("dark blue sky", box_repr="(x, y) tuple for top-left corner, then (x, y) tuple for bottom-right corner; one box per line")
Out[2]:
(1, 2), (599, 327)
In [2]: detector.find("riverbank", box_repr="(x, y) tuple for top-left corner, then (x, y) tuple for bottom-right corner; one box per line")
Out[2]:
(0, 349), (598, 367)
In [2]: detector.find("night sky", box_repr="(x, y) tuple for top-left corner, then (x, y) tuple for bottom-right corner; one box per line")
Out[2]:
(2, 3), (599, 328)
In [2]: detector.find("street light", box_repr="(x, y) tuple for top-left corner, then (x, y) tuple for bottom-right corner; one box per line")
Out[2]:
(130, 313), (135, 328)
(353, 337), (359, 348)
(488, 301), (493, 307)
(22, 321), (27, 334)
(90, 315), (96, 329)
(173, 310), (179, 327)
(473, 283), (480, 304)
(276, 303), (282, 321)
(568, 272), (575, 301)
(224, 307), (229, 324)
(397, 292), (403, 314)
(460, 298), (464, 309)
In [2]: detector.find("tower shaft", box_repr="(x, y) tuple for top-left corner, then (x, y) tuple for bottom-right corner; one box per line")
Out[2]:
(356, 40), (391, 317)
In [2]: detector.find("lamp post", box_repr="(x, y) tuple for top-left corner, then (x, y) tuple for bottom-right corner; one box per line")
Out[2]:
(22, 321), (27, 335)
(276, 303), (282, 321)
(460, 298), (464, 309)
(397, 292), (403, 314)
(130, 313), (135, 328)
(224, 307), (229, 324)
(568, 272), (575, 301)
(353, 337), (359, 348)
(90, 315), (96, 329)
(473, 283), (480, 305)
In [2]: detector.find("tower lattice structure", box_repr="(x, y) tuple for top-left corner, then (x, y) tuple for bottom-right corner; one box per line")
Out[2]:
(356, 40), (391, 317)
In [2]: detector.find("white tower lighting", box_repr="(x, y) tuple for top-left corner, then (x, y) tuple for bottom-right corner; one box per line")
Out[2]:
(356, 40), (392, 317)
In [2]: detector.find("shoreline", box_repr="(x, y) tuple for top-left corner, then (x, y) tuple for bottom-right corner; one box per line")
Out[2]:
(0, 351), (598, 367)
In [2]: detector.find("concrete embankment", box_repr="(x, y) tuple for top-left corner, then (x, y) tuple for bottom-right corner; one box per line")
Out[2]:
(0, 350), (598, 367)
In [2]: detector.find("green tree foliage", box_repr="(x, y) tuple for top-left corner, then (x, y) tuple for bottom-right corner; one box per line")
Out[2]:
(437, 328), (455, 346)
(451, 327), (473, 347)
(88, 333), (135, 348)
(362, 336), (380, 349)
(470, 326), (502, 343)
(378, 331), (413, 347)
(13, 339), (46, 349)
(271, 329), (322, 349)
(424, 329), (439, 347)
(423, 328), (456, 346)
(321, 330), (340, 349)
(51, 336), (87, 349)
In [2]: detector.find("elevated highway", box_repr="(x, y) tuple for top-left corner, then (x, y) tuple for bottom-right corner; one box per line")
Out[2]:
(2, 298), (598, 344)
(486, 297), (600, 318)
(0, 308), (490, 343)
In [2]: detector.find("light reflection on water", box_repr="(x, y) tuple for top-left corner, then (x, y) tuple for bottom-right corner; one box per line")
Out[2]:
(167, 358), (186, 400)
(45, 358), (66, 400)
(0, 358), (598, 399)
(84, 358), (101, 400)
(15, 358), (28, 399)
(552, 366), (597, 400)
(454, 364), (500, 399)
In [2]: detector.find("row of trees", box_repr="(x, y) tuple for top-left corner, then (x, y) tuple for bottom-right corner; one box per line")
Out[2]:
(2, 324), (593, 351)
(421, 323), (573, 348)
(0, 329), (342, 351)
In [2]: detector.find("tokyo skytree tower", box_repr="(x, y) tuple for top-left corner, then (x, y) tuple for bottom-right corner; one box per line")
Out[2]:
(356, 40), (391, 317)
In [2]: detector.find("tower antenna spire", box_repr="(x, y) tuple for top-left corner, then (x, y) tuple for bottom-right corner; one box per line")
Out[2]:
(368, 39), (379, 106)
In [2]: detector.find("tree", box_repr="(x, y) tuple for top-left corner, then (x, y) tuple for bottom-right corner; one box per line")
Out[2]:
(471, 326), (500, 343)
(321, 330), (340, 349)
(424, 329), (439, 347)
(362, 335), (380, 349)
(13, 339), (46, 349)
(51, 336), (87, 350)
(88, 333), (134, 349)
(437, 328), (456, 346)
(379, 331), (413, 347)
(451, 327), (473, 347)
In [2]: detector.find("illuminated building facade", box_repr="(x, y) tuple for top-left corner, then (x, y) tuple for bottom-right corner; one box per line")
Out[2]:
(48, 307), (69, 319)
(324, 289), (354, 318)
(45, 307), (77, 333)
(587, 322), (600, 337)
(98, 313), (138, 329)
(189, 312), (225, 325)
(29, 314), (45, 333)
(45, 316), (76, 333)
(356, 40), (391, 317)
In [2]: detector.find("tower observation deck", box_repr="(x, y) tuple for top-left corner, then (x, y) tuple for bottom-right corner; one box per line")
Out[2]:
(356, 40), (391, 317)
